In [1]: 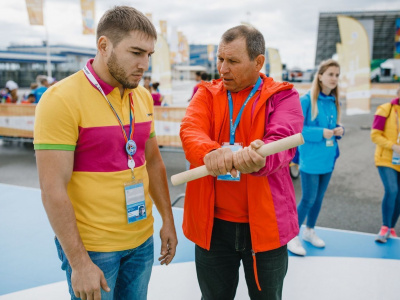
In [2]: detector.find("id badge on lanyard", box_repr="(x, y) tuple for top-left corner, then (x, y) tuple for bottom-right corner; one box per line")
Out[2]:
(124, 181), (147, 223)
(217, 142), (243, 181)
(392, 151), (400, 165)
(326, 114), (334, 147)
(326, 138), (334, 147)
(217, 77), (262, 181)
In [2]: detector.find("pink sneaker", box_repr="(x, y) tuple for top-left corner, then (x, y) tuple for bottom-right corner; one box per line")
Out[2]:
(375, 226), (390, 243)
(390, 228), (398, 238)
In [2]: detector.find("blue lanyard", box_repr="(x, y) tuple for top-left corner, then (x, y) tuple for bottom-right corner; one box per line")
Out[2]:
(227, 77), (262, 145)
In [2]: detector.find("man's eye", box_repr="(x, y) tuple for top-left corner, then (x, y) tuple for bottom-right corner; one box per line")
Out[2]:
(133, 52), (141, 56)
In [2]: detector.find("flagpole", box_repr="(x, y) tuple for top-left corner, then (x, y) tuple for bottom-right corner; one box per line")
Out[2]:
(44, 0), (51, 78)
(45, 24), (51, 78)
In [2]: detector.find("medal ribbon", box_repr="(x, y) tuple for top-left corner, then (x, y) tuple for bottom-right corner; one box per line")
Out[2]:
(83, 65), (135, 160)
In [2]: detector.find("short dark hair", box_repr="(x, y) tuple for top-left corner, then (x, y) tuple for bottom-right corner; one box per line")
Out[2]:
(201, 73), (208, 80)
(97, 6), (157, 47)
(220, 25), (265, 60)
(195, 71), (202, 77)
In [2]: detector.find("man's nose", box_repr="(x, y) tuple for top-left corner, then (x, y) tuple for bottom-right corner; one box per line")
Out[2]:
(219, 61), (230, 75)
(138, 56), (150, 71)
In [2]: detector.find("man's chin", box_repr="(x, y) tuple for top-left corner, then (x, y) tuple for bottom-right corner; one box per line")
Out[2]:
(224, 84), (238, 92)
(124, 81), (139, 89)
(223, 82), (232, 90)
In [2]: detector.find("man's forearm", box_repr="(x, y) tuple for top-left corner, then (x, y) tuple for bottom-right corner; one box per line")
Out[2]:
(42, 190), (90, 269)
(146, 159), (174, 222)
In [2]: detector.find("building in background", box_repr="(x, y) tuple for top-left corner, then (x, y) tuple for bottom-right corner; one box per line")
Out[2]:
(315, 11), (400, 67)
(0, 43), (220, 86)
(0, 44), (96, 87)
(189, 44), (218, 78)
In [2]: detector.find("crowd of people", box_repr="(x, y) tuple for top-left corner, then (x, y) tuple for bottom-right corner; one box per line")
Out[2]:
(0, 75), (56, 104)
(5, 5), (397, 300)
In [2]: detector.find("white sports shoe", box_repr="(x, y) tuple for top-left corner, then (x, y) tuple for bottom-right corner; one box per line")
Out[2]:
(287, 236), (306, 256)
(302, 228), (325, 248)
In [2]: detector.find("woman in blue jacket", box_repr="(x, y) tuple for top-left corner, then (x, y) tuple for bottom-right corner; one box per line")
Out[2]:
(288, 59), (344, 256)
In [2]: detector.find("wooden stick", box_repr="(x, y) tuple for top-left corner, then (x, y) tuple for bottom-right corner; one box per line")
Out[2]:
(171, 133), (304, 186)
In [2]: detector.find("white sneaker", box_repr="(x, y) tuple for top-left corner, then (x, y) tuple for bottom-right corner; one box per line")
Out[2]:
(287, 236), (306, 256)
(302, 228), (325, 248)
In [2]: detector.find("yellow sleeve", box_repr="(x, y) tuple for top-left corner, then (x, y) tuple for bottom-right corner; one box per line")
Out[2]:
(34, 87), (79, 150)
(371, 129), (395, 150)
(370, 103), (395, 150)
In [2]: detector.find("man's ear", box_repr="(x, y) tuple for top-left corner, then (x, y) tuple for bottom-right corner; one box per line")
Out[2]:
(254, 54), (265, 72)
(97, 36), (110, 57)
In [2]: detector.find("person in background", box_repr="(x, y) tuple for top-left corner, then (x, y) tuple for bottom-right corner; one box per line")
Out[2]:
(2, 80), (19, 103)
(180, 25), (303, 299)
(21, 83), (39, 103)
(30, 82), (39, 93)
(188, 71), (207, 101)
(151, 82), (163, 106)
(1, 88), (10, 103)
(143, 75), (152, 93)
(371, 87), (400, 243)
(21, 93), (36, 104)
(48, 76), (57, 86)
(287, 59), (344, 256)
(34, 76), (50, 103)
(200, 72), (208, 82)
(194, 70), (202, 82)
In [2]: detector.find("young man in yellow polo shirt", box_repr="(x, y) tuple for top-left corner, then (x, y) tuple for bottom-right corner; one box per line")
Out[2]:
(34, 6), (177, 300)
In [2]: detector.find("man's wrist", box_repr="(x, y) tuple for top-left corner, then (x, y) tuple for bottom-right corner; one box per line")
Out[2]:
(161, 215), (175, 225)
(69, 254), (92, 270)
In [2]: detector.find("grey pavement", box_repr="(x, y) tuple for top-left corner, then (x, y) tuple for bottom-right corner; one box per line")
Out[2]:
(0, 84), (396, 235)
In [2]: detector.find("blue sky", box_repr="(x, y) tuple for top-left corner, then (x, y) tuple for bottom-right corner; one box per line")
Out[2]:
(1, 0), (399, 69)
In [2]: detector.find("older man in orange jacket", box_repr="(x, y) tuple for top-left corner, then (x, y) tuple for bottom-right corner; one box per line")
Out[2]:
(180, 25), (304, 300)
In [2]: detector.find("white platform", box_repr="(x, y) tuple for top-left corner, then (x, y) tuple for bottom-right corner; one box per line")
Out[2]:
(1, 183), (400, 300)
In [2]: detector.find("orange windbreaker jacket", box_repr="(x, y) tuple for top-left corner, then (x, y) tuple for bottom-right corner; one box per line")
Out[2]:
(180, 73), (304, 253)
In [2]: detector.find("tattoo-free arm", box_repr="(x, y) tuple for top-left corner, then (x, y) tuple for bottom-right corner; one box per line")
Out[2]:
(145, 137), (178, 265)
(36, 150), (109, 300)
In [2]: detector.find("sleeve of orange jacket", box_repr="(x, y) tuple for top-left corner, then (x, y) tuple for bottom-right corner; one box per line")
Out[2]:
(180, 86), (221, 167)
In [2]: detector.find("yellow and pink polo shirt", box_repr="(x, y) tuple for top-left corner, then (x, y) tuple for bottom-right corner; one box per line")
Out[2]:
(34, 59), (156, 252)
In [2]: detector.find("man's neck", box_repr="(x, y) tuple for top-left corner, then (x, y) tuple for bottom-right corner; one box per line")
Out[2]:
(91, 56), (124, 97)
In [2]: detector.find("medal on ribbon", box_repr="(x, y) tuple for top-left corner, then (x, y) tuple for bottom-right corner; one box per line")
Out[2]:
(126, 140), (137, 156)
